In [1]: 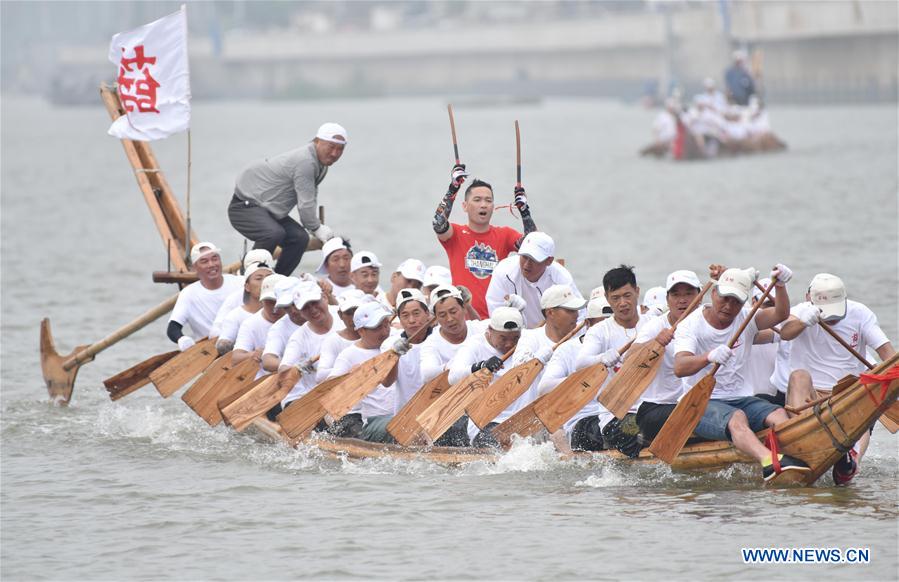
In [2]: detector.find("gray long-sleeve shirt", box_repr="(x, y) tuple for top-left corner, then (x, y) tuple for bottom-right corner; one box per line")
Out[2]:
(234, 142), (327, 229)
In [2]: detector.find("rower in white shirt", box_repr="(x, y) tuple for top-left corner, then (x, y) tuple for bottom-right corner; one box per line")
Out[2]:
(349, 250), (391, 307)
(779, 273), (896, 485)
(316, 290), (371, 383)
(485, 232), (583, 328)
(214, 261), (274, 354)
(259, 277), (305, 372)
(421, 265), (452, 302)
(315, 237), (356, 300)
(384, 259), (426, 309)
(209, 249), (273, 338)
(167, 242), (244, 350)
(231, 274), (286, 378)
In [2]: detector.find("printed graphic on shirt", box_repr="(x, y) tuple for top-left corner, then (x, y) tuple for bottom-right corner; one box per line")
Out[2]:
(465, 242), (499, 279)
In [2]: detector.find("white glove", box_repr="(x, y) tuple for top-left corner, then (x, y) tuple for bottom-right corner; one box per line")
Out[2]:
(312, 224), (335, 242)
(177, 336), (195, 352)
(534, 345), (554, 365)
(771, 263), (792, 286)
(795, 303), (821, 328)
(298, 360), (317, 375)
(599, 348), (622, 368)
(707, 345), (734, 365)
(298, 272), (316, 283)
(504, 293), (527, 312)
(393, 339), (411, 356)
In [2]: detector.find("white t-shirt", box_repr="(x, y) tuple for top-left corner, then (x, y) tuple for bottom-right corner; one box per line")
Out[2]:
(325, 278), (356, 298)
(538, 336), (583, 396)
(485, 256), (583, 328)
(281, 316), (344, 405)
(234, 311), (278, 380)
(170, 275), (243, 338)
(262, 316), (302, 359)
(567, 315), (650, 433)
(209, 287), (244, 338)
(788, 300), (889, 389)
(218, 306), (256, 344)
(419, 320), (488, 382)
(769, 340), (792, 394)
(380, 336), (425, 414)
(329, 344), (393, 421)
(745, 338), (779, 397)
(317, 334), (355, 383)
(673, 306), (760, 400)
(634, 315), (686, 405)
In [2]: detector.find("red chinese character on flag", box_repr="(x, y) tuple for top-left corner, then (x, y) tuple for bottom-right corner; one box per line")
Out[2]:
(117, 45), (160, 114)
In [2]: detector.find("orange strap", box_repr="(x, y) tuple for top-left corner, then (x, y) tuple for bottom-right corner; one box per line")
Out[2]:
(859, 364), (899, 406)
(765, 430), (781, 474)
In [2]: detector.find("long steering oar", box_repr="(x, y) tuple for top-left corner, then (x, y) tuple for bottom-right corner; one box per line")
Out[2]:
(317, 317), (436, 423)
(220, 355), (321, 432)
(104, 349), (179, 401)
(448, 103), (461, 164)
(467, 321), (586, 429)
(514, 119), (522, 189)
(599, 282), (713, 418)
(650, 278), (777, 464)
(40, 293), (178, 404)
(387, 370), (451, 444)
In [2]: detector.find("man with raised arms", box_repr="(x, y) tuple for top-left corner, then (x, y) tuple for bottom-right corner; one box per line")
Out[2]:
(214, 261), (274, 354)
(433, 168), (537, 319)
(448, 307), (527, 447)
(228, 123), (346, 275)
(569, 265), (651, 456)
(485, 232), (583, 329)
(168, 242), (244, 350)
(315, 237), (355, 299)
(779, 273), (895, 484)
(632, 270), (702, 443)
(672, 265), (807, 481)
(259, 277), (305, 373)
(231, 274), (285, 368)
(327, 302), (397, 440)
(209, 249), (274, 338)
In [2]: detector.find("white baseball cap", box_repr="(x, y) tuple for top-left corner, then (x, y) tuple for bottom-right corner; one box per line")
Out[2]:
(642, 286), (667, 308)
(518, 232), (555, 263)
(428, 284), (464, 313)
(315, 122), (347, 145)
(338, 289), (371, 313)
(190, 242), (220, 264)
(589, 286), (606, 301)
(809, 273), (847, 321)
(273, 277), (302, 308)
(315, 237), (350, 275)
(293, 281), (324, 310)
(423, 265), (452, 288)
(395, 258), (426, 283)
(245, 261), (274, 281)
(489, 306), (524, 332)
(243, 249), (273, 270)
(260, 274), (285, 302)
(540, 284), (586, 311)
(716, 268), (753, 303)
(586, 295), (612, 319)
(395, 288), (428, 313)
(353, 301), (392, 330)
(666, 270), (702, 292)
(351, 251), (382, 273)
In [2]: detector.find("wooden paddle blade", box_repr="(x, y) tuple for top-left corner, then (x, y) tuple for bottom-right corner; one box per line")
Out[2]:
(221, 368), (297, 431)
(150, 338), (218, 398)
(190, 357), (260, 426)
(277, 374), (349, 440)
(880, 402), (899, 433)
(491, 399), (545, 449)
(415, 368), (493, 442)
(180, 352), (235, 407)
(648, 374), (717, 464)
(218, 374), (269, 414)
(318, 351), (400, 419)
(387, 371), (451, 445)
(104, 350), (179, 401)
(466, 359), (544, 429)
(39, 318), (90, 405)
(598, 341), (665, 419)
(533, 363), (609, 433)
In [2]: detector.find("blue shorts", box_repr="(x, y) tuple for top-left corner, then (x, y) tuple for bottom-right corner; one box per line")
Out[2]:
(694, 396), (782, 442)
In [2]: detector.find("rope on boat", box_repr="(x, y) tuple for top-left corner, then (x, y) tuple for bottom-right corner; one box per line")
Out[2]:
(812, 401), (852, 454)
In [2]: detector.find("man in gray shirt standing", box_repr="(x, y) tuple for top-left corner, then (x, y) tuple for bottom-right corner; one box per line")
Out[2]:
(228, 122), (346, 275)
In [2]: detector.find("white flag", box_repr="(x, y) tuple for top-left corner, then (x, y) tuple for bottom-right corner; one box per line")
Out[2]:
(108, 5), (190, 141)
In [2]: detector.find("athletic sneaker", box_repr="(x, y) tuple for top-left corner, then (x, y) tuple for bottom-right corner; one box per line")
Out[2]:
(832, 449), (858, 486)
(762, 454), (809, 482)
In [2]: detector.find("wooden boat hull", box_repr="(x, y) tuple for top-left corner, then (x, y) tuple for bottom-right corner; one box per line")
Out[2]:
(248, 354), (899, 483)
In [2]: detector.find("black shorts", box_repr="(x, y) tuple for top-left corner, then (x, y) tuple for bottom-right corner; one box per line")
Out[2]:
(755, 392), (786, 406)
(636, 401), (676, 443)
(570, 416), (607, 452)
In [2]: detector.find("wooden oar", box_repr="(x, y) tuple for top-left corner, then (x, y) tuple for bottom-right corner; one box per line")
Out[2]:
(514, 119), (522, 188)
(599, 281), (713, 418)
(220, 355), (320, 431)
(387, 370), (451, 444)
(447, 103), (460, 164)
(649, 278), (777, 464)
(276, 372), (348, 440)
(467, 321), (586, 429)
(150, 337), (219, 398)
(189, 357), (260, 426)
(40, 293), (178, 404)
(104, 350), (178, 401)
(218, 373), (270, 414)
(179, 351), (236, 405)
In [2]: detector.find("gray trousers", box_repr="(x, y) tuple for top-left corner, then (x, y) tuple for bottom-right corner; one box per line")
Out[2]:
(228, 194), (309, 276)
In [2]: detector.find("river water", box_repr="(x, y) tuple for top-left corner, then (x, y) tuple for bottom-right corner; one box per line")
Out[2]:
(2, 96), (897, 580)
